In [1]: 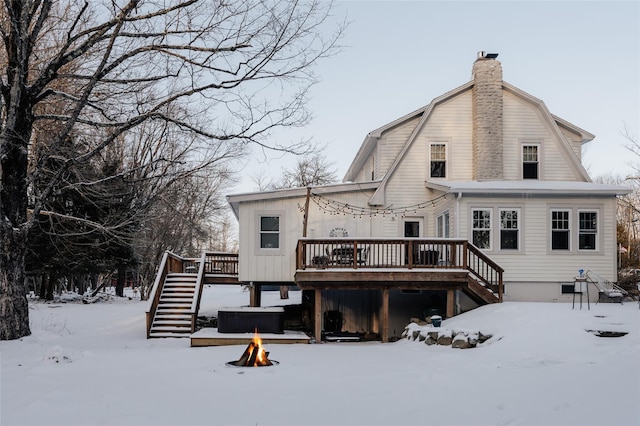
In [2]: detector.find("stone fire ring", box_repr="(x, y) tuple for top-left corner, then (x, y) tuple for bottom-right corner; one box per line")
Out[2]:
(226, 360), (279, 367)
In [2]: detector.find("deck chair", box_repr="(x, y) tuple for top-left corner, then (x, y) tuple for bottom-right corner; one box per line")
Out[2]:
(357, 246), (369, 265)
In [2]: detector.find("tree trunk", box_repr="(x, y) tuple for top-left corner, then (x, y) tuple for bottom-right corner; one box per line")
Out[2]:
(0, 226), (31, 340)
(1, 102), (33, 339)
(116, 266), (126, 297)
(45, 273), (55, 301)
(38, 274), (46, 299)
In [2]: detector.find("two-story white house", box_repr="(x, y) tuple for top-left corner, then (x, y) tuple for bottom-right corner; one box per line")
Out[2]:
(227, 52), (630, 342)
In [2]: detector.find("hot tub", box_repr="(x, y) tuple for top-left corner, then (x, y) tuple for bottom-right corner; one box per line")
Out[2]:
(217, 307), (285, 334)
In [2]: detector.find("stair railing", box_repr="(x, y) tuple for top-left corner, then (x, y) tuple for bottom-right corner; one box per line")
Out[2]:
(145, 251), (184, 338)
(585, 270), (628, 296)
(190, 251), (208, 333)
(296, 238), (503, 302)
(465, 242), (504, 302)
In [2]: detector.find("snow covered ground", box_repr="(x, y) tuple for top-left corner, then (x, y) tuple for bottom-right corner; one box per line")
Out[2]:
(2, 285), (639, 426)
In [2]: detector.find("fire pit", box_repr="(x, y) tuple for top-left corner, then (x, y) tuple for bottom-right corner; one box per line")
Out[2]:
(227, 330), (278, 367)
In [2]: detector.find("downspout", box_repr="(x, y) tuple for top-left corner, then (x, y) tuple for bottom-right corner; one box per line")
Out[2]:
(455, 191), (463, 315)
(455, 192), (462, 238)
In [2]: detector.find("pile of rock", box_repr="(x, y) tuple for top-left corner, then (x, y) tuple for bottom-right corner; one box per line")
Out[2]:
(402, 321), (493, 349)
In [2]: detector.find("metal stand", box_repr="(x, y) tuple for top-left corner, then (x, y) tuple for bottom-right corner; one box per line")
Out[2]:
(572, 277), (589, 310)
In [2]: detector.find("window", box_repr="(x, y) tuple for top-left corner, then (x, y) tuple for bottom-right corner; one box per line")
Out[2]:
(551, 210), (570, 250)
(500, 209), (519, 250)
(371, 155), (376, 181)
(472, 209), (491, 249)
(260, 216), (280, 249)
(523, 145), (538, 179)
(579, 211), (597, 250)
(436, 211), (450, 238)
(430, 143), (446, 178)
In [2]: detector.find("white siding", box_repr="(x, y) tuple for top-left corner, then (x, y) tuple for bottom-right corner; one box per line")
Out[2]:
(376, 115), (422, 177)
(456, 195), (618, 293)
(380, 93), (474, 238)
(238, 190), (376, 282)
(558, 127), (584, 161)
(503, 92), (582, 181)
(417, 91), (474, 181)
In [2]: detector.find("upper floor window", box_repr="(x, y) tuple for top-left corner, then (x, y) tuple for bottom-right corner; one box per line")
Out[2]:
(436, 211), (450, 238)
(472, 209), (491, 249)
(523, 145), (539, 179)
(260, 216), (280, 249)
(371, 155), (376, 180)
(430, 143), (446, 178)
(551, 210), (570, 250)
(579, 211), (597, 250)
(499, 209), (519, 250)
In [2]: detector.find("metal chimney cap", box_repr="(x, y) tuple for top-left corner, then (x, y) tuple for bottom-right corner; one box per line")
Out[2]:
(477, 51), (499, 59)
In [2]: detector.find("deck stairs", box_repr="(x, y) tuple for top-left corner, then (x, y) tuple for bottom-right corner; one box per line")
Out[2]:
(585, 270), (628, 302)
(149, 273), (198, 338)
(465, 275), (500, 305)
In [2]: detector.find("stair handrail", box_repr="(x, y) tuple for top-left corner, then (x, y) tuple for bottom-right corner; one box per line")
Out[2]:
(190, 251), (208, 333)
(465, 242), (504, 302)
(585, 270), (628, 296)
(145, 251), (184, 338)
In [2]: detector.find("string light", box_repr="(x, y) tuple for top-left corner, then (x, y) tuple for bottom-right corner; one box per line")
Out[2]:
(308, 193), (448, 218)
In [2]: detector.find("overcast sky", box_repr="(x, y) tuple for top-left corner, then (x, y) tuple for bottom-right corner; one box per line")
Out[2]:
(234, 0), (640, 193)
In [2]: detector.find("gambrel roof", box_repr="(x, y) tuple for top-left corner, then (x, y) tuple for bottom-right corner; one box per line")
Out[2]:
(342, 78), (600, 206)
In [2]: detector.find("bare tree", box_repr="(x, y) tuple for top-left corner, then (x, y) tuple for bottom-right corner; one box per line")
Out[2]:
(0, 0), (343, 340)
(252, 152), (338, 190)
(274, 153), (338, 188)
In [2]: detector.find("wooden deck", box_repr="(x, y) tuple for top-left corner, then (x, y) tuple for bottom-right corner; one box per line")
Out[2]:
(295, 268), (470, 290)
(294, 238), (504, 343)
(190, 329), (310, 347)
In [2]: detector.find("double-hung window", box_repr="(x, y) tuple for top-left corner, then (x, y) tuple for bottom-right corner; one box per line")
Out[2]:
(430, 143), (446, 178)
(499, 209), (519, 250)
(259, 216), (280, 249)
(436, 211), (450, 238)
(472, 209), (491, 249)
(551, 210), (570, 250)
(579, 211), (597, 250)
(523, 145), (539, 179)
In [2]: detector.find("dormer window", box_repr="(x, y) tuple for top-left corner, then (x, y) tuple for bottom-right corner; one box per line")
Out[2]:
(523, 145), (539, 179)
(430, 143), (446, 178)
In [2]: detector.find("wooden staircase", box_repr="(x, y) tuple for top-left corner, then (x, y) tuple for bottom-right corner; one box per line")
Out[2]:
(149, 273), (198, 338)
(464, 275), (500, 305)
(146, 251), (239, 339)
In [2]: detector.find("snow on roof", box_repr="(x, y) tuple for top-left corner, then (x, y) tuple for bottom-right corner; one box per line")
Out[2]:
(425, 180), (631, 196)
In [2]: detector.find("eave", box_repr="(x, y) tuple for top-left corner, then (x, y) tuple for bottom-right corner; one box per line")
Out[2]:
(226, 180), (380, 219)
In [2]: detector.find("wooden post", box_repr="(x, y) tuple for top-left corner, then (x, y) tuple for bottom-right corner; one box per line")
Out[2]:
(250, 283), (262, 307)
(303, 187), (311, 238)
(381, 287), (389, 343)
(446, 289), (455, 318)
(314, 289), (322, 343)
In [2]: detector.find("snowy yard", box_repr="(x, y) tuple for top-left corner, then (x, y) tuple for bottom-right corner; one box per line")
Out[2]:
(2, 285), (639, 426)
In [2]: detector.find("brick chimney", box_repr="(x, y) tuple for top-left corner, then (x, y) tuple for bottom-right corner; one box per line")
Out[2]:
(472, 51), (503, 180)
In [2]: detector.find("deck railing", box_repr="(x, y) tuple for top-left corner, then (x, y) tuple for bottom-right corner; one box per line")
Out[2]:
(145, 251), (182, 338)
(296, 238), (503, 300)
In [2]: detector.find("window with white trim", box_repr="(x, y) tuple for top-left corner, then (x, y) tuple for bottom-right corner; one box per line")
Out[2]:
(430, 143), (446, 178)
(472, 209), (491, 249)
(551, 210), (570, 250)
(523, 145), (539, 179)
(499, 209), (519, 250)
(578, 211), (597, 250)
(259, 216), (280, 249)
(371, 155), (376, 180)
(436, 211), (450, 238)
